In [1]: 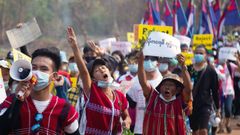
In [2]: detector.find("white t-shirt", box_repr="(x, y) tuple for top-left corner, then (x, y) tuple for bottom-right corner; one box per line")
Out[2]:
(216, 63), (236, 96)
(127, 70), (162, 134)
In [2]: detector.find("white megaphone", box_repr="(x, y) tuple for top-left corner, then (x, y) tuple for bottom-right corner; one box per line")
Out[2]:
(10, 59), (37, 98)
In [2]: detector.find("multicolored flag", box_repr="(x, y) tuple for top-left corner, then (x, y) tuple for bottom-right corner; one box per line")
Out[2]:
(141, 0), (161, 25)
(213, 0), (221, 22)
(183, 0), (195, 37)
(217, 0), (240, 38)
(173, 0), (188, 34)
(199, 0), (217, 37)
(163, 0), (173, 26)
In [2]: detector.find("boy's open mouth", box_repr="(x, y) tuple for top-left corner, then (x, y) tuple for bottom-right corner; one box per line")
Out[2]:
(164, 91), (170, 96)
(103, 74), (108, 79)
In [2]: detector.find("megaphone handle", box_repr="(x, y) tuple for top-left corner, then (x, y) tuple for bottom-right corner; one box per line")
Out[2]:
(17, 91), (24, 98)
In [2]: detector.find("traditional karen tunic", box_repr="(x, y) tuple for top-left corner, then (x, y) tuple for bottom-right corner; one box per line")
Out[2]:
(85, 83), (128, 135)
(0, 95), (78, 135)
(143, 89), (190, 135)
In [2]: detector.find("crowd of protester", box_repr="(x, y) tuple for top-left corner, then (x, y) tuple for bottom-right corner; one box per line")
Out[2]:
(0, 26), (240, 135)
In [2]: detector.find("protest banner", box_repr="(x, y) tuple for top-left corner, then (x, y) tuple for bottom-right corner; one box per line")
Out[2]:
(143, 32), (180, 58)
(181, 52), (194, 65)
(127, 32), (134, 43)
(218, 47), (238, 61)
(6, 18), (42, 48)
(127, 32), (136, 49)
(12, 48), (32, 62)
(0, 69), (7, 104)
(111, 41), (132, 56)
(134, 24), (173, 49)
(193, 34), (213, 50)
(174, 35), (191, 48)
(99, 37), (116, 52)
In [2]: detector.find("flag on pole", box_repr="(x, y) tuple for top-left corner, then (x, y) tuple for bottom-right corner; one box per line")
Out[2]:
(213, 0), (221, 22)
(182, 0), (195, 37)
(199, 0), (217, 37)
(142, 0), (154, 24)
(163, 0), (173, 26)
(173, 0), (188, 34)
(141, 0), (161, 25)
(217, 0), (240, 38)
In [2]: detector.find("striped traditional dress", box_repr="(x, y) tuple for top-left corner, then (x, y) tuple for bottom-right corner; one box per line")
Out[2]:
(143, 89), (190, 135)
(85, 83), (128, 135)
(0, 94), (78, 135)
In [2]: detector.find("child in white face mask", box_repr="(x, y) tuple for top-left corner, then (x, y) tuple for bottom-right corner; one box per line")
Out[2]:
(67, 27), (131, 135)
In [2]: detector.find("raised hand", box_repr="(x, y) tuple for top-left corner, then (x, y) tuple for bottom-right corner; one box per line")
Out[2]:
(87, 40), (105, 56)
(67, 27), (77, 46)
(177, 54), (186, 66)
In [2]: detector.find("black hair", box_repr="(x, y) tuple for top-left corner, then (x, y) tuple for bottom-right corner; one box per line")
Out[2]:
(195, 45), (209, 54)
(32, 47), (61, 71)
(126, 50), (139, 59)
(180, 44), (188, 49)
(83, 45), (94, 54)
(112, 50), (124, 62)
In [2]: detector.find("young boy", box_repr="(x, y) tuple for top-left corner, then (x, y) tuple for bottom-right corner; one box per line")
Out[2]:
(138, 52), (192, 135)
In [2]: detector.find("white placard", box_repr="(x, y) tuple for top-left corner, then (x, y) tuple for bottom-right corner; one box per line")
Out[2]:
(219, 47), (238, 61)
(143, 32), (181, 58)
(99, 37), (116, 52)
(174, 34), (191, 48)
(111, 41), (132, 56)
(6, 18), (42, 48)
(0, 69), (7, 104)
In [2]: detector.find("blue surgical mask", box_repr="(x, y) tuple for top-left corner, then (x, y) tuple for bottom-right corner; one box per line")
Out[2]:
(194, 54), (205, 63)
(144, 60), (157, 72)
(128, 64), (138, 73)
(208, 56), (215, 64)
(97, 78), (113, 88)
(32, 70), (50, 91)
(170, 58), (178, 66)
(159, 63), (169, 72)
(69, 63), (79, 72)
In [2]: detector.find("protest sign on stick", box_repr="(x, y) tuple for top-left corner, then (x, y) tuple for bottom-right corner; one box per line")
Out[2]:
(111, 42), (132, 56)
(99, 38), (116, 53)
(174, 35), (191, 48)
(219, 47), (238, 61)
(143, 32), (180, 58)
(12, 48), (32, 62)
(6, 18), (42, 48)
(193, 34), (213, 51)
(134, 24), (173, 49)
(0, 69), (7, 104)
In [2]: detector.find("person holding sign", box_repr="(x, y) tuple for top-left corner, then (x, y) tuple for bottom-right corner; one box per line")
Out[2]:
(67, 27), (131, 134)
(127, 54), (163, 134)
(138, 52), (192, 135)
(0, 47), (79, 135)
(188, 45), (220, 135)
(215, 52), (240, 134)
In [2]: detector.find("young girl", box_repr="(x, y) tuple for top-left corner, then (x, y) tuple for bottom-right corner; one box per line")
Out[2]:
(67, 27), (131, 135)
(138, 52), (192, 135)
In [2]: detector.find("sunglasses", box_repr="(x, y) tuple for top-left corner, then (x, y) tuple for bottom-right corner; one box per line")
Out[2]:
(31, 113), (43, 133)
